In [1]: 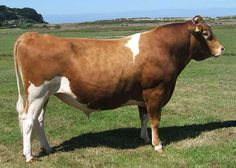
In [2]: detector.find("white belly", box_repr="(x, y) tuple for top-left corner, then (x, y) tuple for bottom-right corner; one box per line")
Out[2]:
(55, 77), (96, 113)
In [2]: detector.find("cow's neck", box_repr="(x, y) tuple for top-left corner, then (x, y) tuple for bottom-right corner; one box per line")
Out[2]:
(152, 21), (194, 76)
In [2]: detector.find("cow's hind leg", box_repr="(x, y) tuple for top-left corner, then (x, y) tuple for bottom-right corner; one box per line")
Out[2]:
(33, 99), (52, 155)
(23, 97), (49, 162)
(22, 83), (51, 162)
(138, 106), (150, 143)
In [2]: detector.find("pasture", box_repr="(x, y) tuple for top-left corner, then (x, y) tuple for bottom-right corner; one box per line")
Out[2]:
(0, 24), (235, 167)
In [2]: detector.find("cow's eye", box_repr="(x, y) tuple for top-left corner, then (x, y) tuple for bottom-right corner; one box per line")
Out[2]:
(202, 31), (209, 37)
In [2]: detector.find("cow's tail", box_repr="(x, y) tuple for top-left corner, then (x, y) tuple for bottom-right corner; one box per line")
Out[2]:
(13, 39), (24, 115)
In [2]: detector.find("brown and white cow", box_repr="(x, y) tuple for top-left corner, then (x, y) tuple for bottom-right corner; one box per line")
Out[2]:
(14, 16), (224, 162)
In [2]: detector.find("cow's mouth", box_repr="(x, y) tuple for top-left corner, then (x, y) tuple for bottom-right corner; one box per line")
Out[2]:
(212, 46), (225, 57)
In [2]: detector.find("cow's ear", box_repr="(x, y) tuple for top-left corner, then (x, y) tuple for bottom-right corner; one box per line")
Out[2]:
(192, 15), (203, 33)
(194, 26), (201, 32)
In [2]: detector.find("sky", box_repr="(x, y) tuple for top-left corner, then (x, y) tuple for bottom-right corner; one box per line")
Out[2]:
(1, 0), (236, 23)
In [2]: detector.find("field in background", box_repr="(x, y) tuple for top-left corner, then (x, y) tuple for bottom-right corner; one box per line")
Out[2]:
(0, 22), (235, 167)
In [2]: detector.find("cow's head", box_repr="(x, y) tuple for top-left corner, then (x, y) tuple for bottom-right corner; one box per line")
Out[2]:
(191, 15), (224, 61)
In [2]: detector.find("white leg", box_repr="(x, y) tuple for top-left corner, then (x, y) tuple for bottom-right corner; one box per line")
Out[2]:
(20, 77), (61, 162)
(151, 127), (163, 152)
(22, 116), (33, 161)
(23, 97), (48, 162)
(33, 105), (51, 153)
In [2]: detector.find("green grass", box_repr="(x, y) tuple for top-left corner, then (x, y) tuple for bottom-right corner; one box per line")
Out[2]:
(0, 24), (235, 168)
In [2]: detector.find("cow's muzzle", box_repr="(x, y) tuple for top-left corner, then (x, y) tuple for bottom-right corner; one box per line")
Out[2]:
(213, 45), (225, 57)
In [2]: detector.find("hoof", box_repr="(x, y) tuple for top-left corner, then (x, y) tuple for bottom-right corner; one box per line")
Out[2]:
(154, 144), (164, 153)
(26, 157), (41, 163)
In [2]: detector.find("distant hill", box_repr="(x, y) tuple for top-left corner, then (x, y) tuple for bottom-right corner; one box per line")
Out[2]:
(0, 5), (46, 27)
(44, 8), (236, 24)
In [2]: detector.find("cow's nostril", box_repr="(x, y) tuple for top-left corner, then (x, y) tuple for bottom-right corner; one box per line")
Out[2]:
(221, 46), (225, 51)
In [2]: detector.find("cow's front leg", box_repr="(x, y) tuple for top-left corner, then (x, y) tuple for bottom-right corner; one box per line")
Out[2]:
(138, 106), (150, 143)
(143, 88), (164, 152)
(149, 109), (163, 152)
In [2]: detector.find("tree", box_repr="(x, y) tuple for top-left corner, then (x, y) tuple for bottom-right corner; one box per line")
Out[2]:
(0, 5), (46, 27)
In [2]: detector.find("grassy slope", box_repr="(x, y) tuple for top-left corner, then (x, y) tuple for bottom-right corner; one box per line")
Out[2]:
(0, 25), (235, 167)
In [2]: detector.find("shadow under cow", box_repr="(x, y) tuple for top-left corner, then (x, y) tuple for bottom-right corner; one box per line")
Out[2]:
(51, 120), (235, 154)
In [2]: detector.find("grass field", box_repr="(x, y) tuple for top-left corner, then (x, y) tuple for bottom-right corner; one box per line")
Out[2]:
(0, 24), (235, 168)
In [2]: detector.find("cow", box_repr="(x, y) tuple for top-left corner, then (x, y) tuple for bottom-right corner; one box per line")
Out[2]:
(14, 16), (224, 162)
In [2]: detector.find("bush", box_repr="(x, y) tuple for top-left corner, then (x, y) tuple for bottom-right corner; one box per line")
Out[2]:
(55, 24), (61, 29)
(42, 24), (48, 29)
(20, 23), (33, 29)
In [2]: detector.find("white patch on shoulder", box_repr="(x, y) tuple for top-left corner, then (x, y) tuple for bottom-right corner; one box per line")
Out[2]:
(125, 33), (141, 63)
